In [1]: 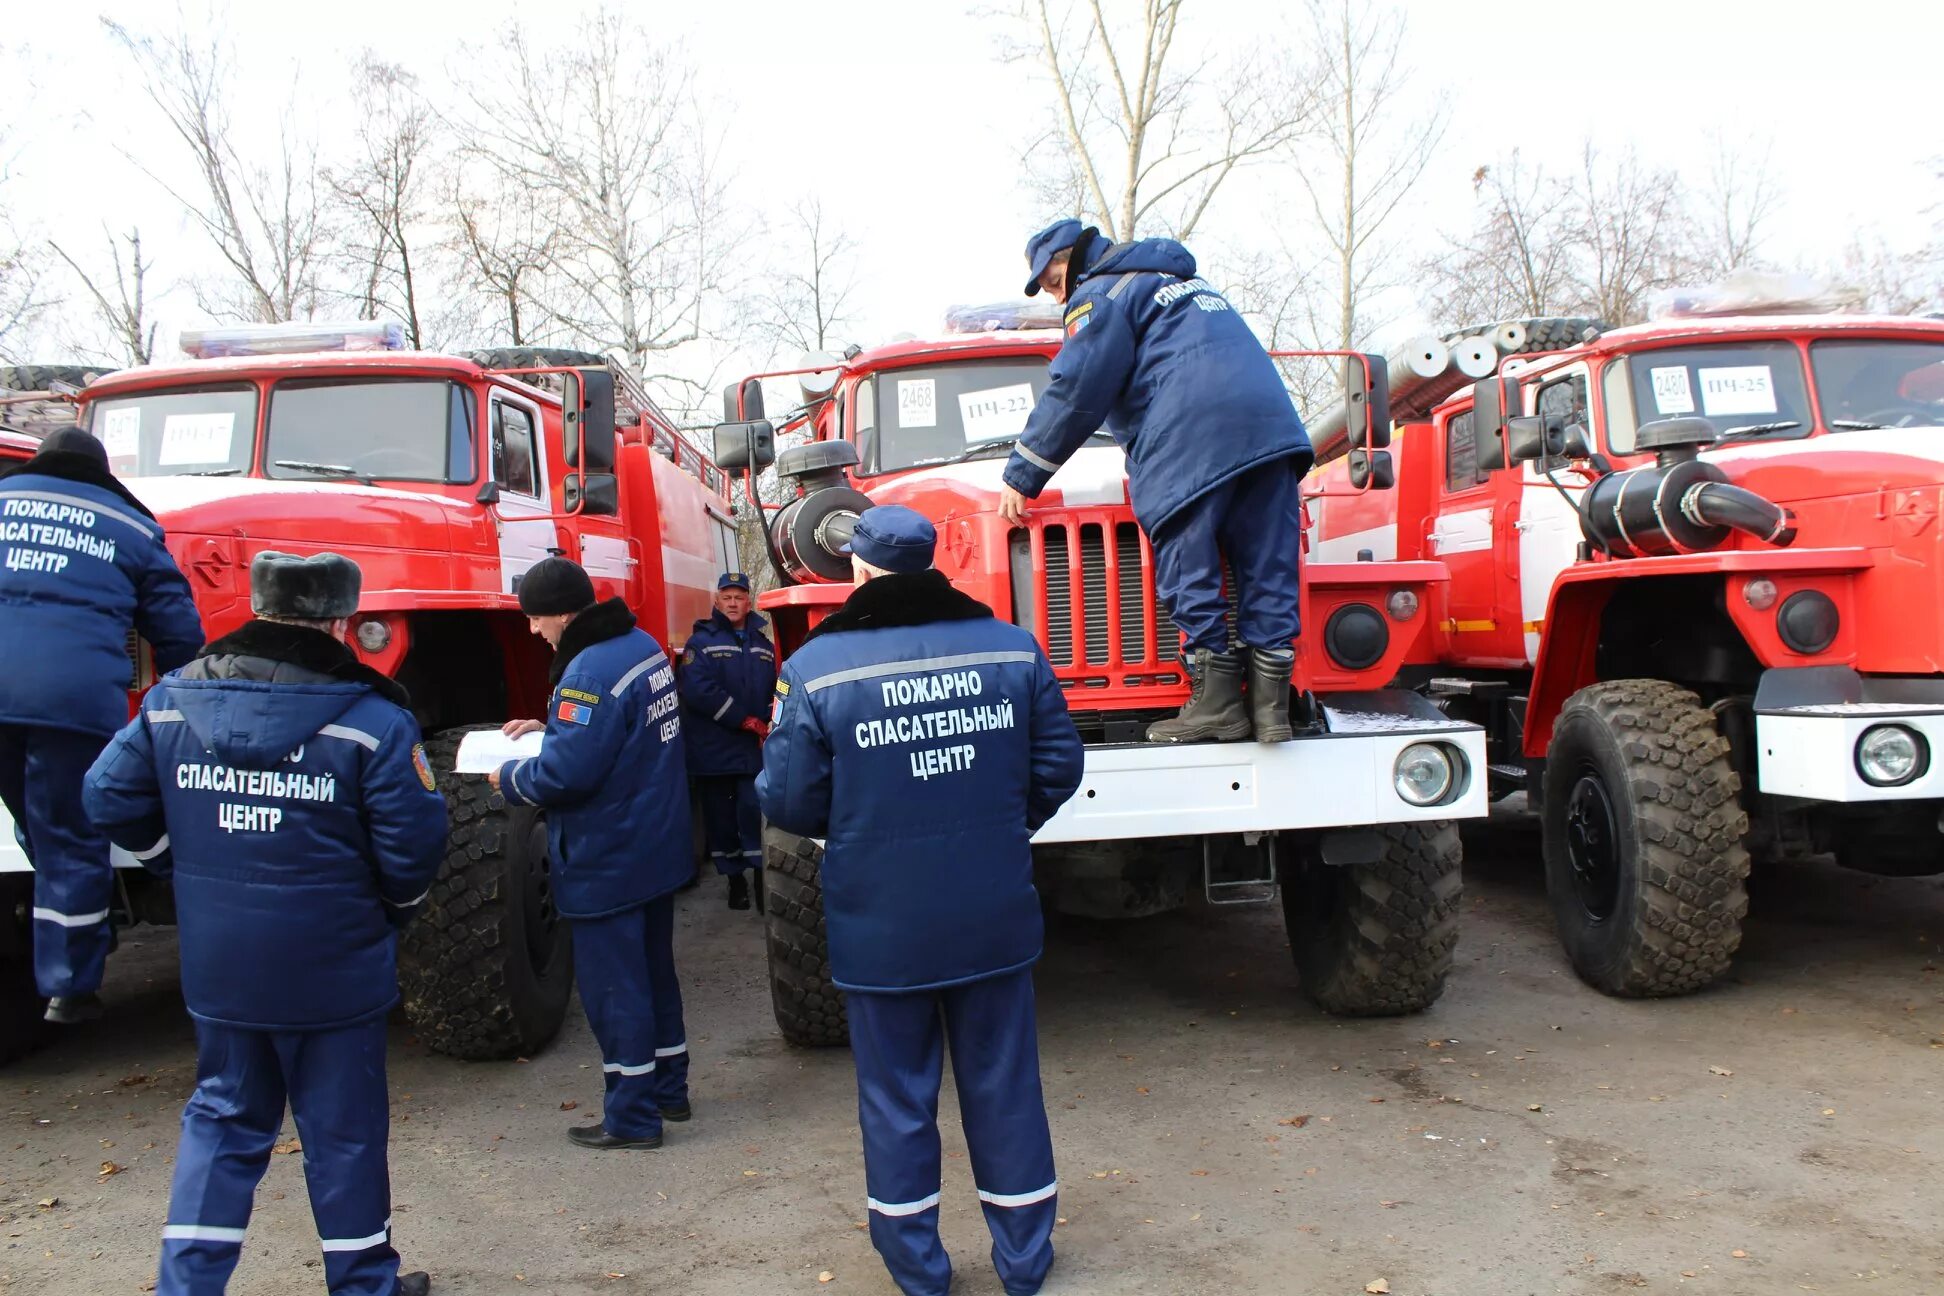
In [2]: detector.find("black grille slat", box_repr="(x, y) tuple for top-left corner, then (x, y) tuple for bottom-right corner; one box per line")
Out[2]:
(1079, 524), (1109, 665)
(1114, 523), (1147, 662)
(1043, 526), (1074, 666)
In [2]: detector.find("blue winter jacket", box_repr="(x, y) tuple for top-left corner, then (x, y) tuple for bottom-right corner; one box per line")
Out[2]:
(81, 621), (447, 1031)
(0, 452), (204, 736)
(498, 599), (692, 918)
(678, 610), (777, 776)
(1002, 238), (1315, 536)
(757, 570), (1085, 993)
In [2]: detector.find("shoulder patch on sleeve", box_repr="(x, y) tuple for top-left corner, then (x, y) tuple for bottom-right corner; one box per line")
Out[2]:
(559, 687), (601, 706)
(1064, 301), (1094, 337)
(556, 700), (594, 726)
(681, 645), (695, 665)
(411, 743), (436, 791)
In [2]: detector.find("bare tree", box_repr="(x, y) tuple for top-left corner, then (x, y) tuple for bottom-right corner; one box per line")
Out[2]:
(1568, 143), (1688, 326)
(329, 53), (436, 345)
(1687, 131), (1781, 278)
(1004, 0), (1316, 241)
(1295, 0), (1444, 349)
(49, 228), (157, 366)
(105, 17), (328, 323)
(444, 168), (560, 348)
(457, 6), (740, 414)
(1419, 152), (1578, 327)
(750, 198), (860, 359)
(0, 121), (48, 363)
(1838, 234), (1943, 315)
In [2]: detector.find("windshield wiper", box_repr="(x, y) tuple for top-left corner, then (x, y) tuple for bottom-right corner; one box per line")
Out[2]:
(1828, 419), (1884, 431)
(921, 430), (1114, 469)
(1715, 420), (1800, 442)
(275, 459), (373, 484)
(184, 467), (241, 477)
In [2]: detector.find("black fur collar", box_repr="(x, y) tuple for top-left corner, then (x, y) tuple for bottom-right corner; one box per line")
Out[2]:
(199, 619), (411, 707)
(3, 449), (158, 521)
(552, 597), (638, 685)
(804, 570), (995, 642)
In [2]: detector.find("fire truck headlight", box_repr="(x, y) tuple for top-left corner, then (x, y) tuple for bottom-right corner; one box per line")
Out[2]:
(1385, 589), (1420, 621)
(1394, 742), (1457, 807)
(354, 618), (392, 653)
(1856, 725), (1927, 787)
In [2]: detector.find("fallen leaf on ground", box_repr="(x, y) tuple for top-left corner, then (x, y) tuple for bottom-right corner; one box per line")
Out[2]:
(37, 1197), (58, 1209)
(559, 1101), (578, 1111)
(1278, 1115), (1311, 1128)
(1709, 1066), (1733, 1078)
(98, 1161), (122, 1180)
(818, 1273), (833, 1285)
(1366, 1281), (1391, 1294)
(605, 1274), (626, 1280)
(1190, 1169), (1210, 1177)
(1136, 1087), (1150, 1095)
(1821, 1108), (1835, 1116)
(1732, 1249), (1748, 1259)
(273, 1139), (301, 1155)
(118, 1075), (151, 1087)
(742, 1170), (759, 1177)
(1366, 1097), (1385, 1104)
(1527, 1104), (1543, 1112)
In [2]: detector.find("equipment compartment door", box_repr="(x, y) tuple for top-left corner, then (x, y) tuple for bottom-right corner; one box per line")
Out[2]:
(490, 394), (559, 596)
(1429, 406), (1522, 665)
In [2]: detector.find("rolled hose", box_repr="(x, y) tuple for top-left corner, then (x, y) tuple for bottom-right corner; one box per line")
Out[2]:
(1679, 480), (1797, 548)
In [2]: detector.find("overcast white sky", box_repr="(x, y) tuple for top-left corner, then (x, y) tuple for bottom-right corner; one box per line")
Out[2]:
(5, 0), (1940, 375)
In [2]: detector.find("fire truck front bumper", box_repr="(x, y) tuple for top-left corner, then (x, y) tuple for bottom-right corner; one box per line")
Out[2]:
(1033, 690), (1487, 845)
(1754, 667), (1944, 803)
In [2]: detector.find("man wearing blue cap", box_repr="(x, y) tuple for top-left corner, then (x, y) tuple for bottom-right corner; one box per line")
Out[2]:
(677, 571), (777, 911)
(758, 504), (1084, 1296)
(999, 219), (1316, 745)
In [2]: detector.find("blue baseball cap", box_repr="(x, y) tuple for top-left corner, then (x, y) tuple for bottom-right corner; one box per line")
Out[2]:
(841, 504), (936, 574)
(717, 571), (752, 591)
(1023, 218), (1084, 296)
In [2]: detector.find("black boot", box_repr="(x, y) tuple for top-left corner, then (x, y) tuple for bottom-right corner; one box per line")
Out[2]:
(1247, 648), (1296, 743)
(44, 993), (104, 1024)
(1146, 650), (1251, 743)
(396, 1272), (432, 1296)
(568, 1123), (663, 1150)
(726, 872), (750, 910)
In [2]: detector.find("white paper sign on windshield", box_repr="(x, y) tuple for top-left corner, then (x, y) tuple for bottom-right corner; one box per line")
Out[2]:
(158, 412), (236, 466)
(958, 383), (1037, 444)
(1698, 366), (1777, 417)
(1649, 366), (1695, 415)
(99, 408), (141, 463)
(897, 378), (937, 429)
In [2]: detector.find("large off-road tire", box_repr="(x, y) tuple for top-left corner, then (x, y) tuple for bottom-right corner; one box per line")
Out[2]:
(1282, 822), (1462, 1015)
(399, 728), (575, 1060)
(0, 365), (113, 395)
(461, 347), (612, 374)
(762, 827), (847, 1047)
(1542, 680), (1749, 997)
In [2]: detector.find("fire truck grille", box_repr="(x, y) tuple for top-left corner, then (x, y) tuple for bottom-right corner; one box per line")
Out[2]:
(1028, 519), (1182, 671)
(1042, 526), (1075, 666)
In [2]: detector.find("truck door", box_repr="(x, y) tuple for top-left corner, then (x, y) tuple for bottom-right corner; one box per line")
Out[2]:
(1430, 406), (1522, 665)
(1517, 367), (1594, 663)
(489, 392), (560, 596)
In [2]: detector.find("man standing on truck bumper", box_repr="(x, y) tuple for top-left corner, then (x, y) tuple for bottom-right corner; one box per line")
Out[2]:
(0, 426), (204, 1024)
(82, 551), (444, 1296)
(758, 505), (1085, 1296)
(490, 557), (696, 1150)
(997, 219), (1316, 744)
(677, 571), (777, 912)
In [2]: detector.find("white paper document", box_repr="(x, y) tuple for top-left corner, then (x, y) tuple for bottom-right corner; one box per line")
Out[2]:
(453, 729), (544, 774)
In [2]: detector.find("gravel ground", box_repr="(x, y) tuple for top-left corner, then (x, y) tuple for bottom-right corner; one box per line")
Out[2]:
(4, 812), (1941, 1295)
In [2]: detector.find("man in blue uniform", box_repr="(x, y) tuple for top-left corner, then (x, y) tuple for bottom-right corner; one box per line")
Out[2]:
(0, 426), (203, 1023)
(758, 505), (1085, 1296)
(488, 557), (694, 1150)
(998, 219), (1317, 744)
(678, 571), (777, 911)
(82, 550), (444, 1296)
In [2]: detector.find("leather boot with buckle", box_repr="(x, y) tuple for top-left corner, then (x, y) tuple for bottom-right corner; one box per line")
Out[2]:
(1147, 649), (1252, 743)
(1247, 647), (1296, 743)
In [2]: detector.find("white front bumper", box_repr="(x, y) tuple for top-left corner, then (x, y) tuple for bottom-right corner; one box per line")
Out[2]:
(1757, 705), (1944, 802)
(1032, 705), (1487, 845)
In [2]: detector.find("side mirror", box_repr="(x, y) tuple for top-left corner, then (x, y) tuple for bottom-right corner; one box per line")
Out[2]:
(1558, 421), (1594, 459)
(713, 419), (776, 471)
(1347, 448), (1395, 490)
(563, 368), (617, 472)
(1341, 353), (1391, 450)
(722, 378), (766, 423)
(475, 480), (501, 505)
(564, 472), (619, 517)
(1504, 415), (1547, 465)
(1470, 371), (1521, 443)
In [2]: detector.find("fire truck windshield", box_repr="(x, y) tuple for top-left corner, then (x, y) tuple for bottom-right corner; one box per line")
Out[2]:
(1608, 342), (1812, 452)
(855, 356), (1057, 476)
(87, 384), (258, 477)
(266, 379), (475, 483)
(1810, 339), (1944, 429)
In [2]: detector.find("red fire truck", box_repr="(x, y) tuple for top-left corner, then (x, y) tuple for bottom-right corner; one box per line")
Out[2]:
(714, 312), (1490, 1046)
(0, 327), (737, 1063)
(1307, 307), (1944, 998)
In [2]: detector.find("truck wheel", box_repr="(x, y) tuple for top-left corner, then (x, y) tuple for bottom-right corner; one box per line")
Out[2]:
(1283, 822), (1462, 1015)
(399, 728), (575, 1060)
(762, 826), (848, 1047)
(1542, 680), (1749, 997)
(0, 365), (113, 394)
(461, 347), (612, 373)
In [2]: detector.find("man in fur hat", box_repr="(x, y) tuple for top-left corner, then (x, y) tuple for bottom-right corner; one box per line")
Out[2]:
(0, 426), (204, 1023)
(84, 549), (446, 1296)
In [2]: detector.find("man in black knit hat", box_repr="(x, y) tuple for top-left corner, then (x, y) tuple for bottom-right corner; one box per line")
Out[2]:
(489, 558), (696, 1149)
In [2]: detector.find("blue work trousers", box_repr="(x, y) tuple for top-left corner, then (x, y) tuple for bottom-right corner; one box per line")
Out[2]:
(571, 894), (689, 1139)
(0, 723), (115, 997)
(157, 1017), (400, 1296)
(1150, 453), (1311, 654)
(695, 774), (762, 876)
(848, 967), (1057, 1296)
